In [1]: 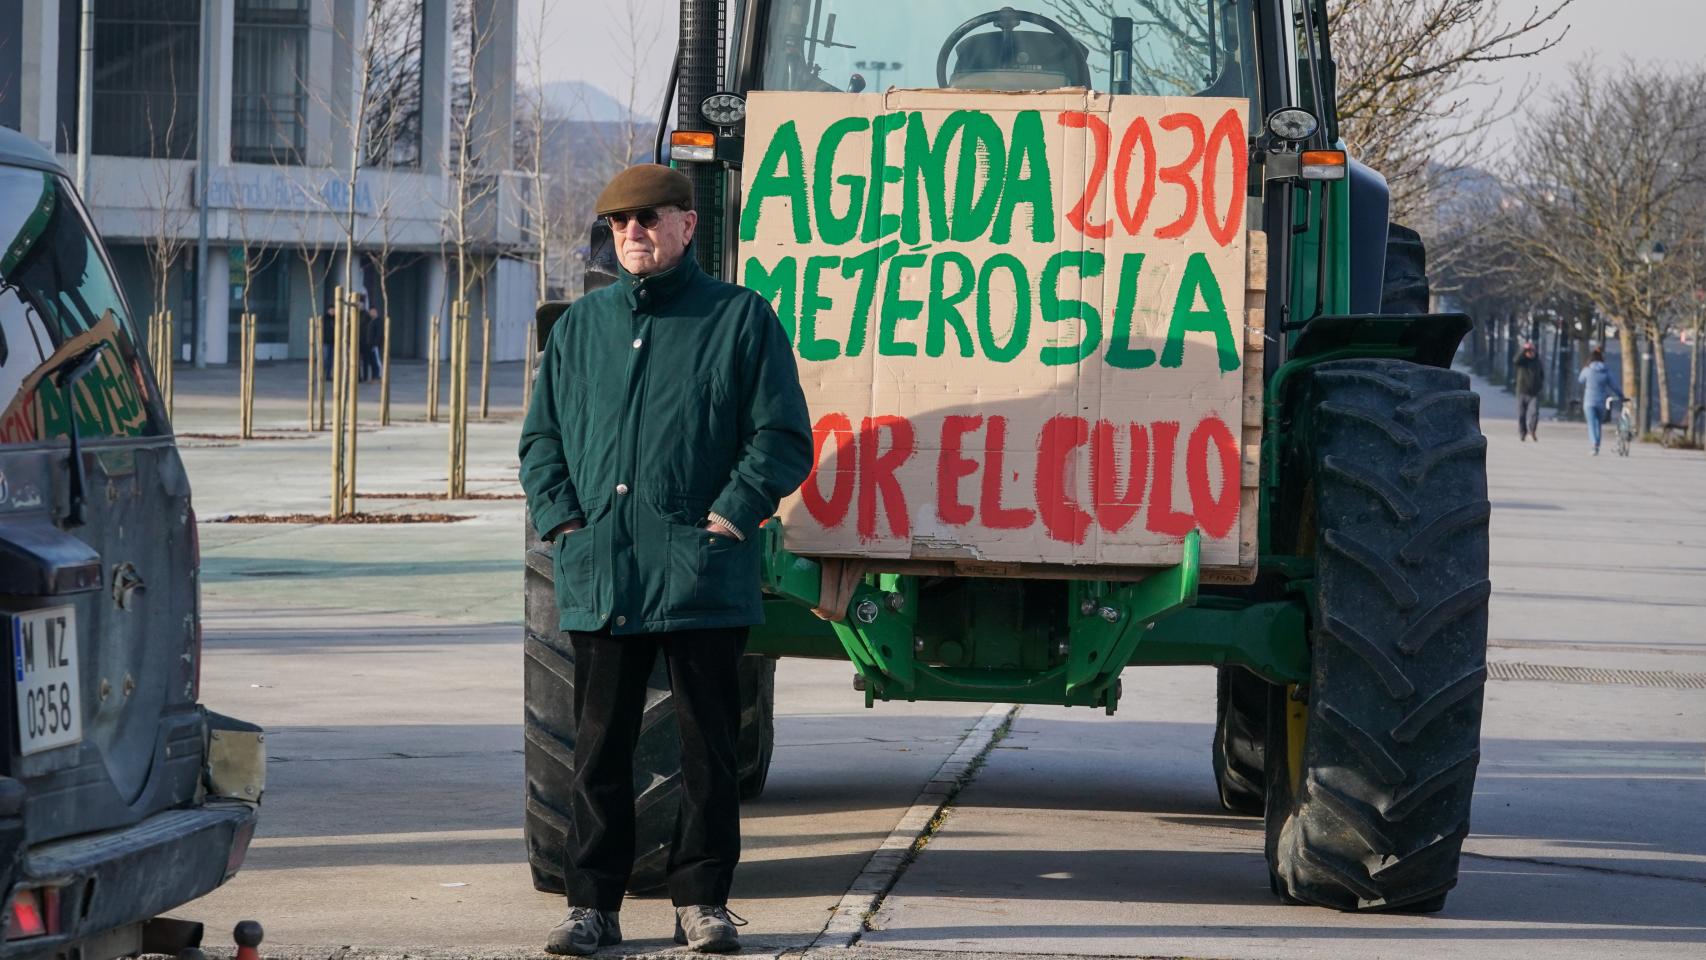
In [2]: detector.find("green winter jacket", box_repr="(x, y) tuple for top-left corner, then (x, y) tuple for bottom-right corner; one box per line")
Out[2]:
(519, 251), (813, 634)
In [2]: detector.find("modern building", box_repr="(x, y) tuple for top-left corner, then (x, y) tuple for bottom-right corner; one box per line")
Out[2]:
(0, 0), (536, 366)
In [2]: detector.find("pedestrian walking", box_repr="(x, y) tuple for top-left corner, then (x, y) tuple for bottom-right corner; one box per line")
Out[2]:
(360, 301), (382, 382)
(519, 164), (812, 957)
(320, 303), (335, 382)
(1578, 346), (1625, 456)
(1514, 340), (1544, 441)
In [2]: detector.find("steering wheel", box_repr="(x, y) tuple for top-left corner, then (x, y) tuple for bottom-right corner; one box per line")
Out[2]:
(935, 6), (1091, 89)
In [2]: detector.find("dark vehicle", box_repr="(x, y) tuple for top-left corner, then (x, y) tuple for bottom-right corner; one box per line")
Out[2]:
(0, 128), (262, 959)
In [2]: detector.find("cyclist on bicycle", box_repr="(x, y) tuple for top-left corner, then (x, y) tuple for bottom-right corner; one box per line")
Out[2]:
(1578, 347), (1627, 455)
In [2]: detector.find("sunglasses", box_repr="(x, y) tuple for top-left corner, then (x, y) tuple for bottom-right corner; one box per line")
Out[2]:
(606, 207), (676, 230)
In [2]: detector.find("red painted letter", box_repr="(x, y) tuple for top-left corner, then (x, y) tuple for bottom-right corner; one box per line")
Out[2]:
(1113, 116), (1157, 237)
(1153, 112), (1206, 240)
(1187, 414), (1241, 538)
(1092, 420), (1148, 533)
(937, 415), (983, 525)
(1145, 420), (1196, 536)
(802, 412), (855, 528)
(857, 415), (915, 541)
(979, 415), (1035, 530)
(1037, 416), (1091, 544)
(1058, 112), (1113, 239)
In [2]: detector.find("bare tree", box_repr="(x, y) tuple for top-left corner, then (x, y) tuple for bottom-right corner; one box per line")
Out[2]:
(1327, 1), (1572, 219)
(136, 58), (196, 354)
(1502, 61), (1706, 436)
(442, 0), (507, 427)
(1045, 1), (1570, 221)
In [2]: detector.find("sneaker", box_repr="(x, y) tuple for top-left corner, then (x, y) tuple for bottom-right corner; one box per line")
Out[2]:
(546, 907), (621, 956)
(674, 904), (746, 953)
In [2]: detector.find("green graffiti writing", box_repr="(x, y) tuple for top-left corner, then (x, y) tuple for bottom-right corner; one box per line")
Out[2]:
(991, 110), (1054, 245)
(1106, 253), (1156, 370)
(742, 120), (809, 242)
(1038, 251), (1104, 367)
(1161, 252), (1239, 372)
(813, 116), (869, 245)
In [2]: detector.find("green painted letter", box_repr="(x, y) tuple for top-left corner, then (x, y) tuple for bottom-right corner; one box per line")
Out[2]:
(814, 116), (869, 245)
(976, 253), (1032, 363)
(740, 121), (810, 242)
(926, 252), (976, 358)
(744, 255), (799, 342)
(992, 110), (1055, 244)
(1038, 250), (1104, 366)
(799, 254), (843, 361)
(1161, 252), (1239, 372)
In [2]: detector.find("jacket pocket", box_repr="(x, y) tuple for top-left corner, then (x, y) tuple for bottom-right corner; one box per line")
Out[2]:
(665, 520), (756, 618)
(553, 523), (599, 614)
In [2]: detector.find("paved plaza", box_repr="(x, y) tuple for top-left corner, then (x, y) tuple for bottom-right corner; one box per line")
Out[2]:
(169, 360), (1704, 959)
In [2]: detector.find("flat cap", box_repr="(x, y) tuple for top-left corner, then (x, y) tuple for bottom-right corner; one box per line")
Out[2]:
(596, 164), (694, 216)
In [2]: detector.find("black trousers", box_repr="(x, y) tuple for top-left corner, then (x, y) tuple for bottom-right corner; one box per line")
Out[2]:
(565, 626), (747, 910)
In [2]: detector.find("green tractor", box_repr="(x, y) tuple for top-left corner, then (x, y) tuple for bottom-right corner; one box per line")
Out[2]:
(525, 0), (1488, 914)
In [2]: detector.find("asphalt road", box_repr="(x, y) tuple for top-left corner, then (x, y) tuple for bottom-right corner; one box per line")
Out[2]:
(167, 363), (1705, 959)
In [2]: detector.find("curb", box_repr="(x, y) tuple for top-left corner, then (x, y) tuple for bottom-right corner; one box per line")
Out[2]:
(809, 702), (1020, 949)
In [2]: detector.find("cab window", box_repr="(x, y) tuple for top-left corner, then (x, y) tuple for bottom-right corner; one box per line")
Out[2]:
(0, 167), (160, 445)
(754, 0), (1258, 108)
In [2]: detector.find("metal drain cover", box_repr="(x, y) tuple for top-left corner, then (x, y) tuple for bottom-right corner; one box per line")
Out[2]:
(1488, 660), (1706, 690)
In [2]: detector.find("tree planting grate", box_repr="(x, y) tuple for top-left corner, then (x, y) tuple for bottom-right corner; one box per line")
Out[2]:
(1488, 660), (1706, 690)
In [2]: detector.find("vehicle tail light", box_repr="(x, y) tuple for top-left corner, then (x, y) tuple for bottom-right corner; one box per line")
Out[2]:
(6, 887), (61, 940)
(226, 819), (257, 879)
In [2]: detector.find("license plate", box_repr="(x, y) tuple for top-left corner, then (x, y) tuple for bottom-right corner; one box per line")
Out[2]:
(12, 606), (82, 755)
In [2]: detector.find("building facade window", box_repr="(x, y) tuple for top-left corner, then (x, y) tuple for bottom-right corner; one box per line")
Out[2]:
(228, 246), (291, 356)
(232, 0), (308, 164)
(0, 1), (22, 133)
(366, 0), (425, 167)
(92, 0), (201, 159)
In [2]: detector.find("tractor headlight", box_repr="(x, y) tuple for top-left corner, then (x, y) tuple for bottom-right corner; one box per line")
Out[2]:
(700, 93), (747, 128)
(1266, 108), (1319, 142)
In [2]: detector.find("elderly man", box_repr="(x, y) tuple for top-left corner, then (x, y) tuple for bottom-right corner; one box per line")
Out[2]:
(520, 164), (812, 955)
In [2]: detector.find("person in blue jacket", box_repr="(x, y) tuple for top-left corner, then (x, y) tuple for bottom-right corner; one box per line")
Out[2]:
(1577, 347), (1626, 455)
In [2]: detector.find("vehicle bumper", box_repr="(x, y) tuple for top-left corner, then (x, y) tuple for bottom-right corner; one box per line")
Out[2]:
(2, 801), (256, 960)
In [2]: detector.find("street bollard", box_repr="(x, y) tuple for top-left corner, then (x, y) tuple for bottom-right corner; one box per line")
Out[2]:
(233, 920), (263, 960)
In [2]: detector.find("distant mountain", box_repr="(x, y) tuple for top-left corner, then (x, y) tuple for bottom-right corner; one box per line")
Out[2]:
(542, 81), (632, 122)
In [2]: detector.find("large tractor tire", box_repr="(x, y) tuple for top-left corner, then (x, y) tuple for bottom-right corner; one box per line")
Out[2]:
(521, 544), (778, 894)
(1212, 666), (1270, 815)
(737, 657), (777, 801)
(1264, 357), (1490, 912)
(1381, 224), (1430, 314)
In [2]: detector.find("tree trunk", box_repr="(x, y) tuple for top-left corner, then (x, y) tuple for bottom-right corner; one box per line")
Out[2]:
(1619, 321), (1640, 431)
(1687, 325), (1701, 443)
(1651, 324), (1673, 431)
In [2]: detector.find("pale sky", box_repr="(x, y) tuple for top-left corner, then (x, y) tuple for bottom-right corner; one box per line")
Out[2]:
(526, 0), (1705, 149)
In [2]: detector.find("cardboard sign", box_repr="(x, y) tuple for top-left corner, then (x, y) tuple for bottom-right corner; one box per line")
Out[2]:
(740, 90), (1260, 572)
